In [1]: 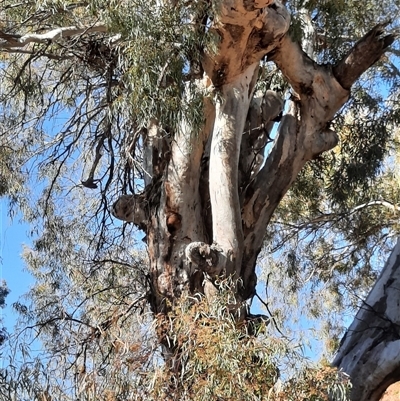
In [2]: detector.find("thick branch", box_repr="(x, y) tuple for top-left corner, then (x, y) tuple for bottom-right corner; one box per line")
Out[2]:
(241, 105), (301, 298)
(210, 63), (258, 276)
(270, 34), (349, 112)
(239, 89), (283, 192)
(334, 23), (396, 89)
(237, 31), (352, 298)
(237, 24), (394, 298)
(145, 86), (215, 307)
(162, 90), (214, 241)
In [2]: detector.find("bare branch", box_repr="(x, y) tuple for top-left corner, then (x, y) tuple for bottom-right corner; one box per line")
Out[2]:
(274, 199), (400, 231)
(0, 23), (107, 49)
(350, 200), (400, 213)
(334, 23), (396, 89)
(0, 47), (73, 59)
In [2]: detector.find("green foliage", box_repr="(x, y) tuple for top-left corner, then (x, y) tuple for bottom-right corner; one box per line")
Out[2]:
(0, 281), (9, 347)
(0, 190), (152, 399)
(276, 365), (351, 401)
(90, 0), (213, 133)
(291, 0), (399, 62)
(0, 123), (27, 200)
(152, 291), (279, 400)
(1, 288), (351, 401)
(263, 137), (400, 354)
(322, 78), (400, 204)
(264, 5), (400, 345)
(0, 281), (8, 310)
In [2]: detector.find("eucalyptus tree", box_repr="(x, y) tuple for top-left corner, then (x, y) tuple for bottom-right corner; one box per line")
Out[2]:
(1, 0), (400, 400)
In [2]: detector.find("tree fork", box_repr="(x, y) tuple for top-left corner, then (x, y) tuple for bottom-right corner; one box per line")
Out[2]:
(238, 22), (395, 299)
(110, 0), (396, 332)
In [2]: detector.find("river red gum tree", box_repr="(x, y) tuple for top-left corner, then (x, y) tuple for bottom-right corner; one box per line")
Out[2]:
(112, 5), (393, 304)
(111, 4), (396, 397)
(1, 1), (398, 399)
(113, 2), (393, 306)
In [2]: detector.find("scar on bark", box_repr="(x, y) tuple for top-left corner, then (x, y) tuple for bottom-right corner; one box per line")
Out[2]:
(166, 211), (181, 235)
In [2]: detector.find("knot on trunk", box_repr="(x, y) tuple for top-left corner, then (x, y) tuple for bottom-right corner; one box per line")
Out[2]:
(111, 194), (147, 229)
(185, 242), (221, 276)
(310, 128), (339, 158)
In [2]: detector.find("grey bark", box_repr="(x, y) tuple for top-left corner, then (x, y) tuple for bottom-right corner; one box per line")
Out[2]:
(334, 238), (400, 401)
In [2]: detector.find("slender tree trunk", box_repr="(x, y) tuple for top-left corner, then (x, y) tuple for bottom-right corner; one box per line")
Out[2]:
(334, 238), (400, 401)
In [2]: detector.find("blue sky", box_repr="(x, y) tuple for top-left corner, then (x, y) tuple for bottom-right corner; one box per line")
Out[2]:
(0, 201), (33, 331)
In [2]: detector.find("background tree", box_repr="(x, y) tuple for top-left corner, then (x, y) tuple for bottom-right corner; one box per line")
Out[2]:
(0, 0), (399, 400)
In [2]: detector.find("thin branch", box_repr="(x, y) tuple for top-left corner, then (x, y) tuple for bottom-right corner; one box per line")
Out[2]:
(274, 199), (400, 231)
(350, 199), (400, 213)
(1, 47), (73, 59)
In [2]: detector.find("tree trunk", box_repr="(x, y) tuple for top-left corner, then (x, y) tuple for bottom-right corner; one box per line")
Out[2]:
(110, 2), (395, 362)
(334, 238), (400, 401)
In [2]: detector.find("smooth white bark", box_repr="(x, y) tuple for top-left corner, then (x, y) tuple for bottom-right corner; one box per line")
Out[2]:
(0, 23), (108, 49)
(209, 63), (258, 276)
(334, 238), (400, 401)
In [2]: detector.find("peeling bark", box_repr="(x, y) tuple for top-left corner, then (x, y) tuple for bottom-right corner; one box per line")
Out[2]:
(1, 0), (399, 395)
(146, 96), (213, 312)
(334, 238), (400, 401)
(111, 7), (395, 307)
(202, 0), (290, 86)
